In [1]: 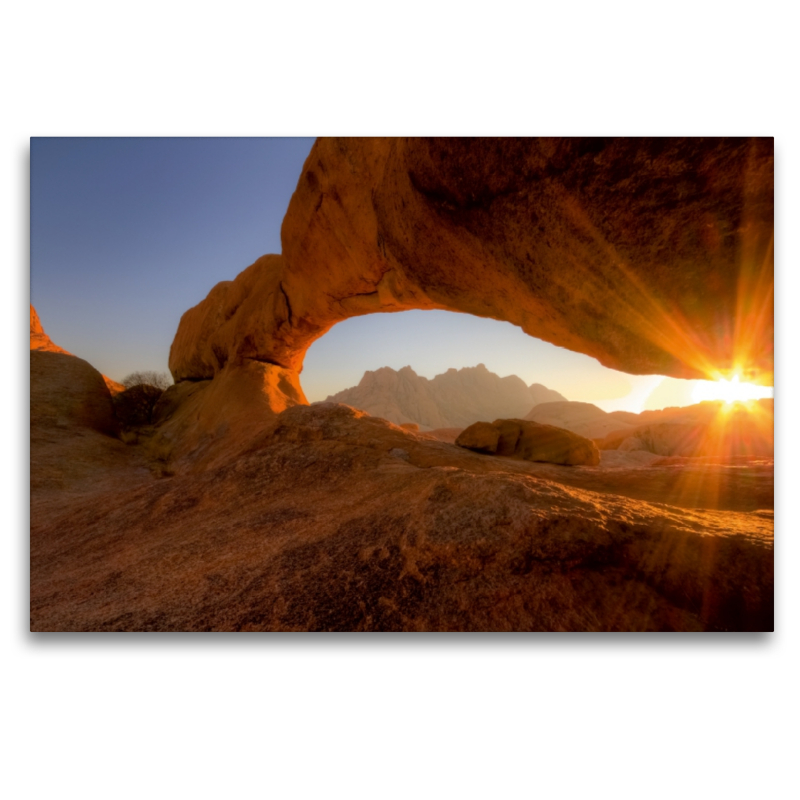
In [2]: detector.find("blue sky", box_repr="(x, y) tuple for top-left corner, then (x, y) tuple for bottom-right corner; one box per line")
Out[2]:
(30, 137), (770, 412)
(31, 137), (314, 382)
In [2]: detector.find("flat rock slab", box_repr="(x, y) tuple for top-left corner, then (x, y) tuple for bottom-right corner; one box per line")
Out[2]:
(457, 419), (600, 466)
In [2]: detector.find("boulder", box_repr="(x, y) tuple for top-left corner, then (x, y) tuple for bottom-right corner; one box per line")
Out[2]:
(30, 306), (119, 439)
(103, 375), (127, 395)
(455, 421), (500, 453)
(31, 349), (120, 438)
(29, 313), (142, 497)
(494, 419), (524, 456)
(515, 421), (601, 466)
(457, 419), (600, 466)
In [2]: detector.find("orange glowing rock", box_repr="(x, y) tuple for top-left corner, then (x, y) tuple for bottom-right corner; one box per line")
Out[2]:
(457, 418), (600, 466)
(170, 137), (773, 419)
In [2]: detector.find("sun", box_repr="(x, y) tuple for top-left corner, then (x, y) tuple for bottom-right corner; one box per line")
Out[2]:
(691, 373), (773, 406)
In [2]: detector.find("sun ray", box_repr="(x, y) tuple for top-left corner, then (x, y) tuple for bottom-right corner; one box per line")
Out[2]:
(691, 375), (773, 405)
(544, 159), (773, 388)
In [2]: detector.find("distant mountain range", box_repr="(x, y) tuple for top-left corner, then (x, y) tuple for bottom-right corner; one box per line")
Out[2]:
(324, 364), (566, 430)
(524, 401), (637, 439)
(325, 365), (774, 458)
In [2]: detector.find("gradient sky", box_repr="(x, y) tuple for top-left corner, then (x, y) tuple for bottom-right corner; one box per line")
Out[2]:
(30, 137), (771, 413)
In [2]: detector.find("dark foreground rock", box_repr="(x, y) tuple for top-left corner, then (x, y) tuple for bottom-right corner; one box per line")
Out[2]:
(31, 396), (772, 632)
(457, 419), (600, 466)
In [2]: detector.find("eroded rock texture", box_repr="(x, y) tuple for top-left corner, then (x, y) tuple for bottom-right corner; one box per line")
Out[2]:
(29, 135), (776, 632)
(31, 401), (773, 631)
(29, 307), (774, 631)
(30, 306), (151, 498)
(457, 419), (601, 466)
(170, 137), (774, 412)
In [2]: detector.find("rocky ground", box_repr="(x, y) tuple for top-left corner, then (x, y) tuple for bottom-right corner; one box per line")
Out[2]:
(31, 346), (774, 632)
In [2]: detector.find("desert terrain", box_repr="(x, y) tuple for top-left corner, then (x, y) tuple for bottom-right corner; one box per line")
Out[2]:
(30, 137), (774, 631)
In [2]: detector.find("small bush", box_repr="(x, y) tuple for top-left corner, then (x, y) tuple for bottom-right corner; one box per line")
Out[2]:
(114, 384), (165, 427)
(121, 370), (173, 391)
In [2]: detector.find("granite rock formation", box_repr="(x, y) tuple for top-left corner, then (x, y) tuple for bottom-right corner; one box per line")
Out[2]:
(325, 364), (566, 430)
(30, 303), (71, 355)
(526, 398), (773, 458)
(30, 306), (151, 498)
(29, 308), (773, 631)
(454, 421), (500, 453)
(31, 392), (773, 631)
(170, 137), (774, 420)
(457, 419), (600, 466)
(597, 399), (774, 458)
(30, 134), (776, 631)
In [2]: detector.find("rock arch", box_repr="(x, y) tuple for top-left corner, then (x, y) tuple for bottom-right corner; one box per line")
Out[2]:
(169, 137), (774, 416)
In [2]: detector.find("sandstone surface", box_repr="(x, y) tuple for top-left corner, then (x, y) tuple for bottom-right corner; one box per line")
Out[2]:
(325, 364), (565, 430)
(457, 419), (600, 466)
(31, 349), (120, 439)
(170, 137), (773, 418)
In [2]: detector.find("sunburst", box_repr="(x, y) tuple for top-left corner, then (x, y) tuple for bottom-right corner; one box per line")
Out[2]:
(691, 374), (773, 406)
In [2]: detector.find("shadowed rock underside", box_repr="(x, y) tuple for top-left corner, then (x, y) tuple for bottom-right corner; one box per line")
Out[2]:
(170, 138), (773, 406)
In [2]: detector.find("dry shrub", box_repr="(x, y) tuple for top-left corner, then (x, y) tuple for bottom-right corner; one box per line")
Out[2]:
(121, 371), (173, 391)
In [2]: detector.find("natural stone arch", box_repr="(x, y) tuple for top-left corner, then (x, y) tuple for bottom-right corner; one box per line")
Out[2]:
(169, 137), (774, 414)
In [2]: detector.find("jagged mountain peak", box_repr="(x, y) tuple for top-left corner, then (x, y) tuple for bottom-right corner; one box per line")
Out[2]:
(326, 365), (566, 430)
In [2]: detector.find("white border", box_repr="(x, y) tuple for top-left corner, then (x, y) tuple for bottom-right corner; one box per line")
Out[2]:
(6, 3), (797, 798)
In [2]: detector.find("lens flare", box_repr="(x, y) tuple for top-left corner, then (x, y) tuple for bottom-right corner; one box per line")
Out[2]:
(691, 374), (773, 405)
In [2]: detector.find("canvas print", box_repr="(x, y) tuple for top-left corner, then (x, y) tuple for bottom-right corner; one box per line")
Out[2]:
(30, 137), (774, 631)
